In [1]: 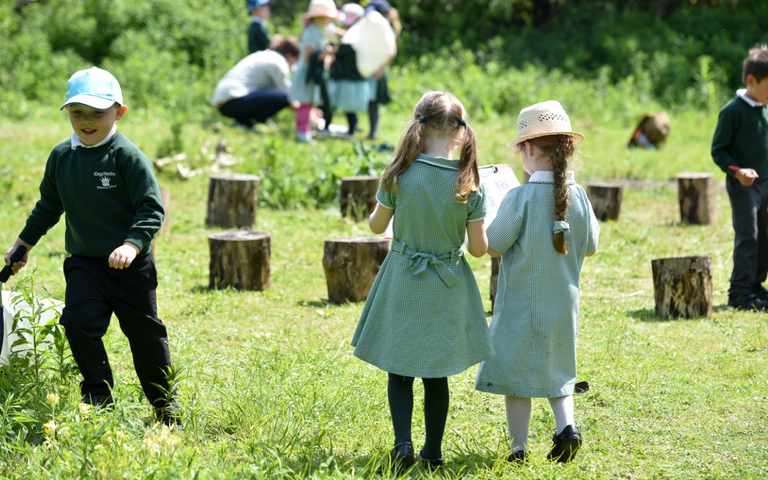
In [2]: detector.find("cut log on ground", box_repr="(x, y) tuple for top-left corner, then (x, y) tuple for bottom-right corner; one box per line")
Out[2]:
(490, 256), (500, 311)
(586, 183), (624, 221)
(208, 230), (271, 291)
(677, 173), (715, 225)
(651, 256), (712, 319)
(323, 237), (390, 303)
(158, 186), (171, 238)
(340, 176), (380, 221)
(206, 174), (260, 228)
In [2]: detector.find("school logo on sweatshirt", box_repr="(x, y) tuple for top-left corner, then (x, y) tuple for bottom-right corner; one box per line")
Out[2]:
(94, 172), (117, 190)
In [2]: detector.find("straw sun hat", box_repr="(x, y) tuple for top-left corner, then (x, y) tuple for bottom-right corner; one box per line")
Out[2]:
(506, 100), (584, 149)
(304, 0), (343, 19)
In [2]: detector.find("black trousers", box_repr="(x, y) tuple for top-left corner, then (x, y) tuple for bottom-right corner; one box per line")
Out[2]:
(59, 255), (172, 407)
(218, 88), (290, 127)
(726, 175), (768, 297)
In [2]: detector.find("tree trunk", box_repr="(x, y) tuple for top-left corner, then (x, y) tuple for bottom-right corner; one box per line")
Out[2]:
(208, 230), (271, 291)
(677, 173), (715, 225)
(340, 176), (380, 221)
(323, 237), (390, 303)
(651, 256), (712, 319)
(206, 174), (260, 228)
(490, 256), (500, 311)
(587, 183), (624, 221)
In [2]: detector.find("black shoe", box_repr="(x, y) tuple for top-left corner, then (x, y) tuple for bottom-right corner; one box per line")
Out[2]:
(728, 292), (768, 310)
(753, 285), (768, 303)
(155, 405), (184, 429)
(377, 440), (416, 474)
(417, 449), (443, 470)
(507, 449), (528, 464)
(547, 425), (582, 463)
(82, 393), (114, 409)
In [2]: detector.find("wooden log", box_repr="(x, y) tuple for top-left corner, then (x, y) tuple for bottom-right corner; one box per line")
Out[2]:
(628, 112), (671, 148)
(206, 174), (260, 228)
(677, 173), (716, 225)
(340, 176), (379, 221)
(490, 256), (500, 311)
(587, 183), (624, 221)
(322, 237), (390, 303)
(208, 230), (271, 291)
(651, 256), (712, 319)
(158, 186), (171, 238)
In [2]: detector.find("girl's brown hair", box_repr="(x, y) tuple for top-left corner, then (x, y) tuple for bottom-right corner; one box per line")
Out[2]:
(523, 134), (576, 254)
(381, 91), (479, 203)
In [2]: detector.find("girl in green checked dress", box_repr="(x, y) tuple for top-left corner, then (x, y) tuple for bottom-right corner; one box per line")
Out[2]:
(475, 101), (600, 464)
(351, 91), (494, 471)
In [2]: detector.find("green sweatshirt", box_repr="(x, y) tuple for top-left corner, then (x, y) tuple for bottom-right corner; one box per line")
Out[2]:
(19, 131), (164, 257)
(711, 95), (768, 178)
(248, 20), (270, 54)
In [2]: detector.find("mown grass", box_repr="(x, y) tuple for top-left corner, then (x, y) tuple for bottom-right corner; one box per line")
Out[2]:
(0, 103), (766, 479)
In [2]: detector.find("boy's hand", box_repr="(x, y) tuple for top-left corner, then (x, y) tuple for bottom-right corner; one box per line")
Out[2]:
(4, 238), (33, 276)
(735, 168), (758, 187)
(109, 242), (139, 269)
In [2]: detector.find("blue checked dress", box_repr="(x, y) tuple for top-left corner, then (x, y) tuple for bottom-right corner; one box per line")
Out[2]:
(351, 154), (495, 378)
(475, 171), (599, 398)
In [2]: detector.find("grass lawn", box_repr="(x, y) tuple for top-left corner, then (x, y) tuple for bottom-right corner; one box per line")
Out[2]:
(0, 106), (766, 479)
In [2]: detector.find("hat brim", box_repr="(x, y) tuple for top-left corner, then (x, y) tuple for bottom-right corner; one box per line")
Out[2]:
(60, 95), (119, 111)
(506, 131), (585, 149)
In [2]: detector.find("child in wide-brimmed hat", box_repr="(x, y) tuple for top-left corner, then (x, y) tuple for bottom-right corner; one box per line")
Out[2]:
(474, 100), (600, 464)
(289, 0), (342, 141)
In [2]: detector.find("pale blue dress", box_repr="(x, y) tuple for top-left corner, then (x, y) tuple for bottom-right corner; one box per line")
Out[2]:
(329, 79), (370, 112)
(289, 23), (326, 104)
(475, 171), (599, 398)
(351, 154), (495, 378)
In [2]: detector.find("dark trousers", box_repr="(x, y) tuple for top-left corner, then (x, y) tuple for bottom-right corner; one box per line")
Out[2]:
(726, 175), (768, 296)
(218, 89), (290, 127)
(59, 255), (172, 407)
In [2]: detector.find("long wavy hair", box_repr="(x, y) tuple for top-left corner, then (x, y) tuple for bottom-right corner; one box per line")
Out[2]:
(523, 134), (576, 254)
(381, 91), (479, 203)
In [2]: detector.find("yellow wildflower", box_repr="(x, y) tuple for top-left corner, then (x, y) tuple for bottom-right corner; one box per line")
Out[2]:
(78, 402), (91, 414)
(43, 420), (57, 438)
(45, 393), (60, 406)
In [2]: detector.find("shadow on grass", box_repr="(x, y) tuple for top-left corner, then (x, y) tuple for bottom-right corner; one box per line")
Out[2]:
(629, 305), (731, 322)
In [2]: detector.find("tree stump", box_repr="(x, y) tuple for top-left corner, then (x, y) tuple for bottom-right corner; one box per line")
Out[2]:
(208, 230), (271, 291)
(677, 173), (716, 225)
(206, 174), (260, 228)
(323, 237), (390, 303)
(628, 112), (671, 148)
(587, 183), (624, 221)
(651, 256), (712, 319)
(490, 256), (500, 311)
(158, 186), (171, 238)
(340, 176), (379, 221)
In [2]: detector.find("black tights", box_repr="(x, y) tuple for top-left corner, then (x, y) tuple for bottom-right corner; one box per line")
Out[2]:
(387, 373), (449, 459)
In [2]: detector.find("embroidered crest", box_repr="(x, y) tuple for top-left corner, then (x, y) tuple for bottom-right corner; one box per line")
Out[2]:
(94, 171), (117, 190)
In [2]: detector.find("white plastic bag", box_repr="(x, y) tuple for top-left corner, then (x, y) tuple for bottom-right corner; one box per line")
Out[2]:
(341, 11), (397, 77)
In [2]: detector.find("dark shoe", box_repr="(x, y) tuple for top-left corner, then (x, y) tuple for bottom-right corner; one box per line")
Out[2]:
(728, 292), (768, 310)
(547, 425), (582, 463)
(377, 440), (416, 474)
(155, 405), (184, 429)
(753, 285), (768, 303)
(417, 449), (443, 470)
(82, 393), (114, 409)
(507, 449), (528, 464)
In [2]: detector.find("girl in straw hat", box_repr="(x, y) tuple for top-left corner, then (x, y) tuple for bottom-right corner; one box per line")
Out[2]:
(351, 91), (494, 472)
(289, 0), (341, 142)
(474, 100), (600, 464)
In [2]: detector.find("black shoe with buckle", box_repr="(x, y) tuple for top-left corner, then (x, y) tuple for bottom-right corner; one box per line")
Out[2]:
(417, 449), (443, 470)
(547, 425), (582, 463)
(507, 449), (528, 464)
(377, 440), (416, 475)
(728, 292), (768, 311)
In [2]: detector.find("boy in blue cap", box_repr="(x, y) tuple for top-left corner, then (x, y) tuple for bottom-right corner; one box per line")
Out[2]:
(3, 67), (180, 425)
(248, 0), (273, 54)
(712, 45), (768, 311)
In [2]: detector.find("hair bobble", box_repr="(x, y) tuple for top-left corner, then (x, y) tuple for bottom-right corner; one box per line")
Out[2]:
(418, 116), (426, 123)
(459, 119), (467, 127)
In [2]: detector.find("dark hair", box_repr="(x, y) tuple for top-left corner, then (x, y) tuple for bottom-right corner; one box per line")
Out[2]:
(743, 44), (768, 84)
(382, 91), (479, 202)
(274, 37), (299, 59)
(522, 134), (576, 255)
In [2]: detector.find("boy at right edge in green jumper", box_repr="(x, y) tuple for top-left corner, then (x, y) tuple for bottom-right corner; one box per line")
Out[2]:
(711, 45), (768, 311)
(3, 67), (181, 425)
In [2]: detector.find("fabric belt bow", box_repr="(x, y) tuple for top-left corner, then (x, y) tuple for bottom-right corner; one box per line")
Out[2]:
(392, 240), (463, 288)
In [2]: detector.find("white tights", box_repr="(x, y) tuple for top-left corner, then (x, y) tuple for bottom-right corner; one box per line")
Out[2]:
(504, 395), (575, 452)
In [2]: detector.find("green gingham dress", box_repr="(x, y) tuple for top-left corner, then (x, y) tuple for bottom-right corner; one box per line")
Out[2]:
(475, 171), (599, 398)
(351, 154), (495, 378)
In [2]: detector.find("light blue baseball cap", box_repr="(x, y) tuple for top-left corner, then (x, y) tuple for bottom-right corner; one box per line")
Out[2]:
(247, 0), (270, 12)
(60, 67), (123, 111)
